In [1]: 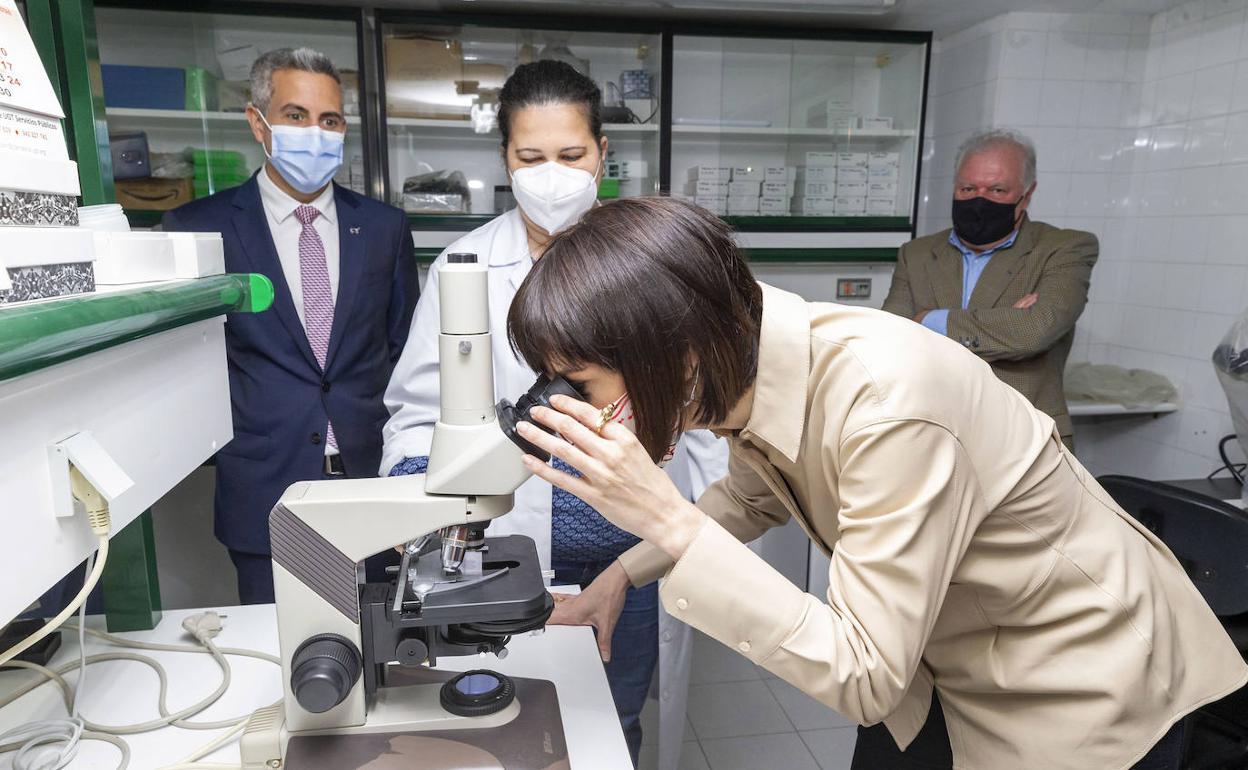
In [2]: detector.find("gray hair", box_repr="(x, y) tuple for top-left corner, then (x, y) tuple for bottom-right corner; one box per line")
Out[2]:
(249, 47), (340, 114)
(954, 128), (1037, 188)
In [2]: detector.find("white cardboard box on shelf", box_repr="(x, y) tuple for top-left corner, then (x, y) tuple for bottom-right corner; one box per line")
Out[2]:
(728, 181), (761, 196)
(689, 180), (729, 197)
(0, 226), (94, 267)
(693, 197), (728, 215)
(761, 181), (792, 197)
(804, 181), (835, 197)
(836, 181), (868, 198)
(0, 226), (95, 302)
(806, 152), (838, 167)
(868, 181), (899, 197)
(764, 166), (795, 183)
(837, 152), (869, 169)
(92, 231), (177, 284)
(868, 165), (901, 182)
(862, 117), (894, 131)
(688, 166), (731, 182)
(799, 165), (837, 183)
(168, 232), (226, 279)
(834, 196), (867, 215)
(837, 167), (868, 185)
(731, 167), (764, 182)
(759, 197), (788, 214)
(869, 152), (901, 167)
(867, 197), (897, 215)
(0, 155), (81, 197)
(799, 197), (837, 214)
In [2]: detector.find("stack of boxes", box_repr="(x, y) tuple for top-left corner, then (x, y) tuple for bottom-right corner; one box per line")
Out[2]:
(866, 152), (900, 216)
(0, 0), (93, 303)
(796, 151), (901, 217)
(688, 165), (795, 216)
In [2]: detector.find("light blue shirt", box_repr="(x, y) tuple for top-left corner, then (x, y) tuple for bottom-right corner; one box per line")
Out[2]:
(921, 229), (1020, 336)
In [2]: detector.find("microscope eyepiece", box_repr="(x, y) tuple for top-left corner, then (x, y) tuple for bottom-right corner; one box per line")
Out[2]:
(447, 252), (478, 264)
(496, 374), (585, 461)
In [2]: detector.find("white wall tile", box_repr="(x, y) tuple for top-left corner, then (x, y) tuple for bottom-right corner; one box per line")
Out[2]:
(1069, 172), (1113, 216)
(1086, 34), (1131, 82)
(1196, 12), (1245, 69)
(1147, 124), (1187, 171)
(1183, 116), (1228, 167)
(1218, 162), (1248, 214)
(999, 29), (1047, 80)
(1222, 111), (1248, 164)
(1205, 0), (1248, 21)
(1204, 214), (1248, 263)
(1160, 26), (1202, 77)
(1154, 73), (1196, 124)
(1080, 81), (1126, 128)
(1038, 80), (1084, 126)
(1007, 12), (1054, 32)
(1033, 126), (1079, 172)
(1161, 263), (1205, 309)
(1229, 60), (1248, 113)
(1189, 63), (1235, 119)
(1044, 31), (1091, 81)
(994, 79), (1043, 126)
(1200, 263), (1248, 312)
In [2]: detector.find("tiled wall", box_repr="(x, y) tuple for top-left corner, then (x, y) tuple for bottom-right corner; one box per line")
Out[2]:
(919, 2), (1248, 480)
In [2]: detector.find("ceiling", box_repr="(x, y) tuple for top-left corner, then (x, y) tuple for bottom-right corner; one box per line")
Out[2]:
(275, 0), (1187, 36)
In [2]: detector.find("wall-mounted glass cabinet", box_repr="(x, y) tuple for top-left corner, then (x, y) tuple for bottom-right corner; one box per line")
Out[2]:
(93, 6), (365, 222)
(90, 4), (929, 259)
(381, 23), (661, 227)
(672, 34), (925, 230)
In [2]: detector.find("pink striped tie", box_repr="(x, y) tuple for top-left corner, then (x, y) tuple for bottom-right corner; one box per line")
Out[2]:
(295, 205), (336, 449)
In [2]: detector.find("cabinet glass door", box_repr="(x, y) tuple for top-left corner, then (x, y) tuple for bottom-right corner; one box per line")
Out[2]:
(672, 34), (926, 230)
(94, 7), (363, 224)
(382, 22), (661, 228)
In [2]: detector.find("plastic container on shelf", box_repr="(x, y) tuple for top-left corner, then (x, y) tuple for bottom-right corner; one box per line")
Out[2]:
(76, 204), (130, 233)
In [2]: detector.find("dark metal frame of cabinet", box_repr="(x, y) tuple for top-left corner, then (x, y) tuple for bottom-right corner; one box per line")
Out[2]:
(79, 0), (932, 255)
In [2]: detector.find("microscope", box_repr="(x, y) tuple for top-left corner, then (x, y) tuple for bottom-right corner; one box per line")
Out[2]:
(241, 254), (581, 769)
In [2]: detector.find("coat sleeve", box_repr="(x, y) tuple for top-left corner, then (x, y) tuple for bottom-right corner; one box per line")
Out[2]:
(386, 214), (419, 367)
(881, 243), (916, 320)
(617, 446), (792, 588)
(945, 232), (1098, 362)
(379, 257), (443, 476)
(660, 419), (983, 726)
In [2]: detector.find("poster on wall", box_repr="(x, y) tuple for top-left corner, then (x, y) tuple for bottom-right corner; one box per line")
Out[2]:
(0, 0), (65, 118)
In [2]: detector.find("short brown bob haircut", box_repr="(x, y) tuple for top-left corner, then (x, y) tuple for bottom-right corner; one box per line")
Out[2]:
(507, 197), (764, 462)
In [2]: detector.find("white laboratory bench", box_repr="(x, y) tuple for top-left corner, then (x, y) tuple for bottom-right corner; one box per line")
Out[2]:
(1068, 400), (1179, 418)
(0, 596), (630, 770)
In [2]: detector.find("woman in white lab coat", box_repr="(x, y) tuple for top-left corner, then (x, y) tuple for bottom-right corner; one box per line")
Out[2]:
(380, 60), (726, 769)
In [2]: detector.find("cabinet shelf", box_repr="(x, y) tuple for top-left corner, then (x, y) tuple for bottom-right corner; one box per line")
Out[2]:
(385, 117), (658, 136)
(672, 124), (916, 140)
(106, 107), (363, 128)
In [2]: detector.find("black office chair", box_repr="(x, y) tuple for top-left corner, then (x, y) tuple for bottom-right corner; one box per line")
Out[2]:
(1097, 475), (1248, 770)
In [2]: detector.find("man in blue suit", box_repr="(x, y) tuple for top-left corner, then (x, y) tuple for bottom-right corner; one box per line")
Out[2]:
(163, 48), (418, 603)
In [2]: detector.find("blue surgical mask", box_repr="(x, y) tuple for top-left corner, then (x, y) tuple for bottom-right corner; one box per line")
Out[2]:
(256, 110), (344, 194)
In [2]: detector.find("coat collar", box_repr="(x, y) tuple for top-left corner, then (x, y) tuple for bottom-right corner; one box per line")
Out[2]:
(736, 283), (811, 464)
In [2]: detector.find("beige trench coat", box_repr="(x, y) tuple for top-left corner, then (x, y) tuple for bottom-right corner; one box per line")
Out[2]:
(619, 284), (1247, 770)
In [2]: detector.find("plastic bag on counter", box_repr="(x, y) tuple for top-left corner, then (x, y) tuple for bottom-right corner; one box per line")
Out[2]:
(1064, 362), (1178, 407)
(150, 151), (194, 179)
(1213, 310), (1248, 463)
(401, 168), (470, 214)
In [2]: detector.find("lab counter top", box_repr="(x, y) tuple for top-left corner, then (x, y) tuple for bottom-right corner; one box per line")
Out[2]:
(0, 596), (630, 769)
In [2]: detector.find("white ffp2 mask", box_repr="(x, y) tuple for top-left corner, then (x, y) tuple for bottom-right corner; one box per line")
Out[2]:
(510, 160), (599, 235)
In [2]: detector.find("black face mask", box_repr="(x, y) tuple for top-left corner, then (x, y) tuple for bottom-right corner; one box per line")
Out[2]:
(951, 196), (1021, 247)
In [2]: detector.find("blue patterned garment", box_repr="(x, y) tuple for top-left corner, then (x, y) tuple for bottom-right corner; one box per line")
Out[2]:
(388, 455), (639, 562)
(550, 458), (640, 562)
(389, 456), (429, 476)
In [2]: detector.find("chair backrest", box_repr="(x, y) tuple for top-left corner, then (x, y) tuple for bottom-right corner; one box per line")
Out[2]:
(1097, 475), (1248, 618)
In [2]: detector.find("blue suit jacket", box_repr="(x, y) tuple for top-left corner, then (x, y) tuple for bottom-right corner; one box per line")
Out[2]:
(163, 174), (418, 554)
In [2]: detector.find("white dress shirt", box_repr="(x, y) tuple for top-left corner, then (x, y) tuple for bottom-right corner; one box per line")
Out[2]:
(257, 167), (340, 457)
(257, 166), (340, 323)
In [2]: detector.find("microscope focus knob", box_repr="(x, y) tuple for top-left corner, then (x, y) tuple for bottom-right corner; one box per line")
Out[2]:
(290, 634), (362, 714)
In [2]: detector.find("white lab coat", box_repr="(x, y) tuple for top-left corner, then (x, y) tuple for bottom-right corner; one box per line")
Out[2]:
(381, 208), (728, 770)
